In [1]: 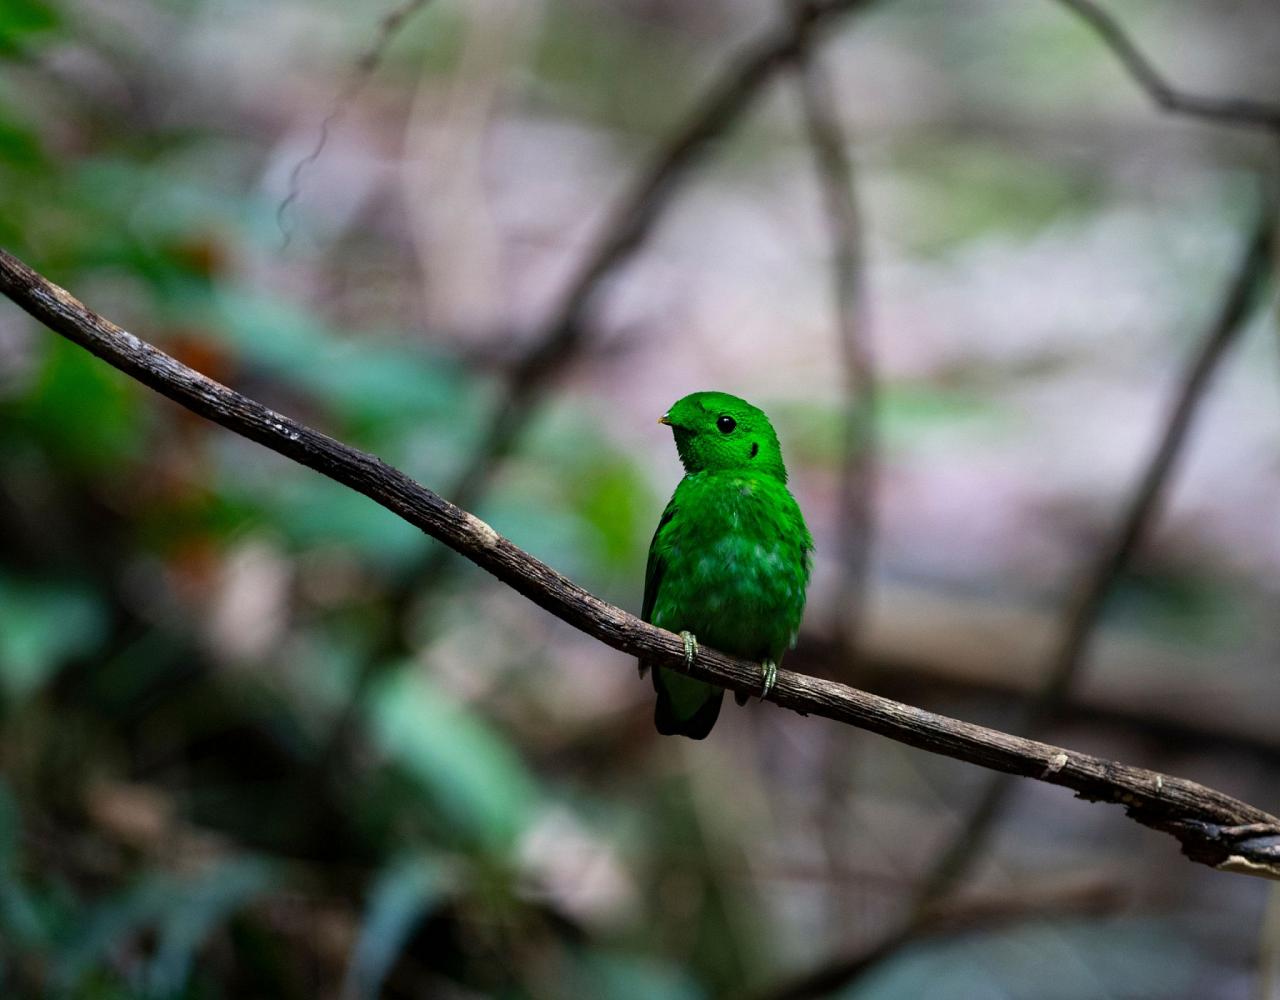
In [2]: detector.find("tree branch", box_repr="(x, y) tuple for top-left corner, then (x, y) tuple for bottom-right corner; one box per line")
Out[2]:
(1052, 0), (1280, 133)
(2, 248), (1278, 880)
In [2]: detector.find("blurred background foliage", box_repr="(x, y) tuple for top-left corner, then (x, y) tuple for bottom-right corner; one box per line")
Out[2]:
(1, 0), (1279, 997)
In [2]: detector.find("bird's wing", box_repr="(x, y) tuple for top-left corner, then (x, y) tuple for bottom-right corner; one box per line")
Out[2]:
(638, 499), (677, 677)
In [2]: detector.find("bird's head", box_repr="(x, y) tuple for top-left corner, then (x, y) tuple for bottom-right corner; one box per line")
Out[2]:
(659, 391), (787, 480)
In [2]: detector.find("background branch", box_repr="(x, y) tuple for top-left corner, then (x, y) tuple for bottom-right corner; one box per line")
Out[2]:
(769, 8), (1280, 970)
(899, 0), (1280, 955)
(1052, 0), (1280, 132)
(2, 247), (1278, 882)
(277, 0), (437, 243)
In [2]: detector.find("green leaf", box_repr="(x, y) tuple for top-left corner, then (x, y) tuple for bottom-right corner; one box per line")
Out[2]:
(493, 403), (656, 580)
(7, 336), (144, 471)
(0, 780), (18, 868)
(367, 671), (538, 852)
(771, 385), (1004, 468)
(0, 576), (108, 700)
(56, 881), (168, 989)
(0, 0), (60, 55)
(222, 466), (429, 568)
(570, 457), (651, 567)
(1105, 570), (1249, 648)
(212, 290), (470, 420)
(893, 142), (1099, 256)
(343, 856), (449, 1000)
(0, 111), (46, 170)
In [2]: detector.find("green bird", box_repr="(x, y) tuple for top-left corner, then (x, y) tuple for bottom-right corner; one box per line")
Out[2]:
(640, 391), (813, 739)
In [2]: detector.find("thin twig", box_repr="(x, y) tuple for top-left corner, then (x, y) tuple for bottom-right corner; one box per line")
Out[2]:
(2, 247), (1278, 881)
(1052, 0), (1280, 133)
(277, 0), (436, 245)
(793, 35), (877, 657)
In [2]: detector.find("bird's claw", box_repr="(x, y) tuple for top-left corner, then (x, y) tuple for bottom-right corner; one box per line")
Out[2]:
(680, 631), (699, 670)
(760, 660), (777, 700)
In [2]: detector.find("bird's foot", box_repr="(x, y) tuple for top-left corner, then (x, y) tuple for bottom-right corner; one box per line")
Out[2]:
(679, 631), (699, 671)
(760, 660), (777, 700)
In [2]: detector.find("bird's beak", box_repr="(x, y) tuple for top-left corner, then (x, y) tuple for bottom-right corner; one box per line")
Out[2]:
(658, 415), (672, 426)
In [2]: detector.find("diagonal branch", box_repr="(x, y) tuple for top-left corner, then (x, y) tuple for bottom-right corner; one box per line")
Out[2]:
(1052, 0), (1280, 132)
(2, 247), (1278, 881)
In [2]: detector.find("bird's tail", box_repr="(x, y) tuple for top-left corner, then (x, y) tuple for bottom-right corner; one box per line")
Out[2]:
(652, 667), (723, 740)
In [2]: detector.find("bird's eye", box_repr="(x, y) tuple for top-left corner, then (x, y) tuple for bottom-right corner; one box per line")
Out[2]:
(716, 415), (736, 434)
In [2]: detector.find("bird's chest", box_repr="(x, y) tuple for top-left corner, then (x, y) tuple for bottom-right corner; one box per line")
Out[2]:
(656, 485), (804, 657)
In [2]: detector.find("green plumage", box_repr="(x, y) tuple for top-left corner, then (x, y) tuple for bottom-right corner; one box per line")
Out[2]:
(640, 391), (813, 739)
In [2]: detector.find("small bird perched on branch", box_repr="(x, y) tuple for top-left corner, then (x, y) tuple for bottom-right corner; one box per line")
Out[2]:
(640, 391), (813, 738)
